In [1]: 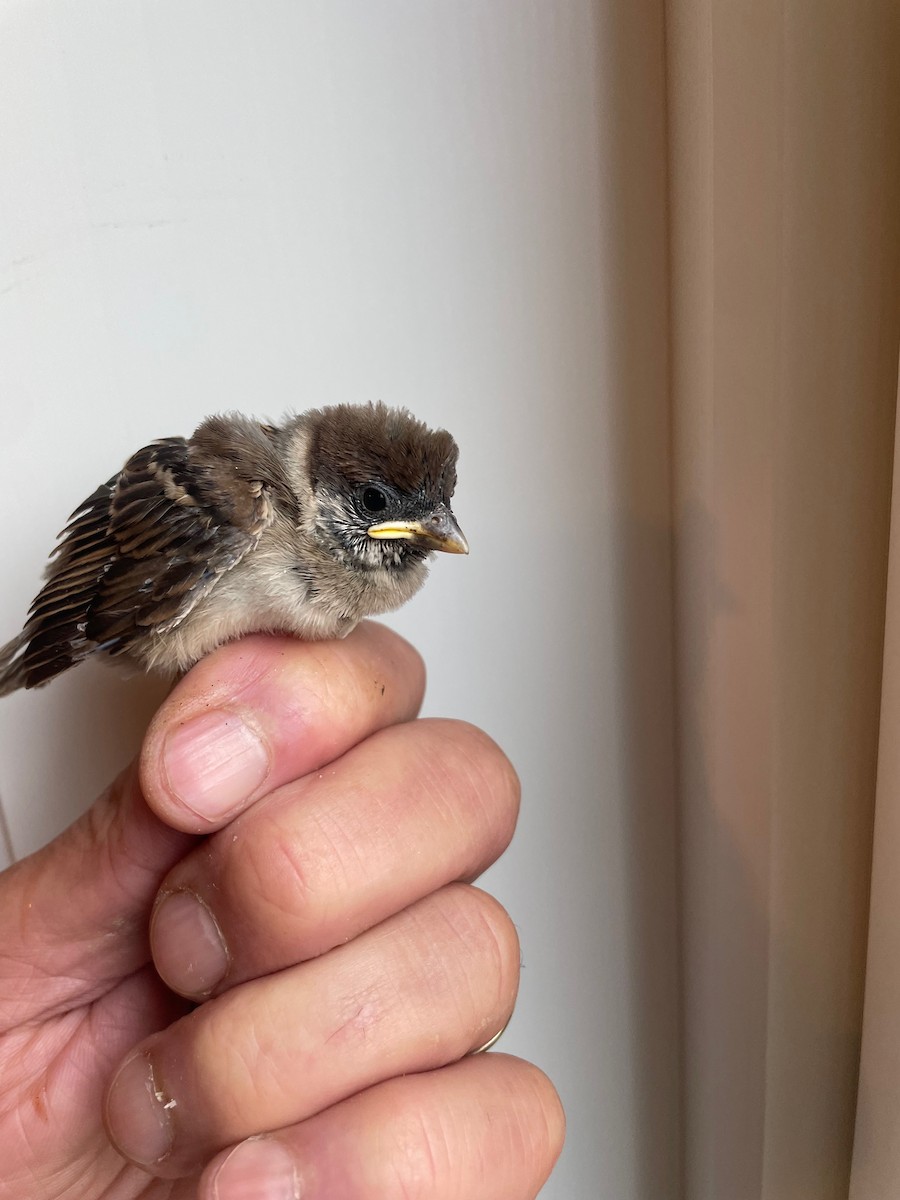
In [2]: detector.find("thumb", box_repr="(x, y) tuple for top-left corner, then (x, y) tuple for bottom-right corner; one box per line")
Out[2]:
(0, 761), (190, 1033)
(0, 624), (425, 1034)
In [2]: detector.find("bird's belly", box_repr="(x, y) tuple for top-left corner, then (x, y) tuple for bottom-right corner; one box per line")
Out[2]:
(135, 554), (424, 674)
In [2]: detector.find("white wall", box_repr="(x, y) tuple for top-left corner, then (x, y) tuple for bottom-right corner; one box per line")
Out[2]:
(0, 3), (679, 1195)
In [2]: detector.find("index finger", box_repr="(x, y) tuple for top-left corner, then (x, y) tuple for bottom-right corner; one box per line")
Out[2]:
(140, 623), (425, 833)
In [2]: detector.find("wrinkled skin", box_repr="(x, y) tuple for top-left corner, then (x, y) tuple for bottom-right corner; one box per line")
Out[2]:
(0, 625), (564, 1200)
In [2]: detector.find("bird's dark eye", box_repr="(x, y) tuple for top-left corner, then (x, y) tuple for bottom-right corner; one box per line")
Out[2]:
(361, 486), (389, 514)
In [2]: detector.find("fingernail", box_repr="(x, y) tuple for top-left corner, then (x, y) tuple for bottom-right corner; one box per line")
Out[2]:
(152, 891), (229, 997)
(106, 1051), (174, 1166)
(164, 711), (270, 821)
(211, 1137), (301, 1199)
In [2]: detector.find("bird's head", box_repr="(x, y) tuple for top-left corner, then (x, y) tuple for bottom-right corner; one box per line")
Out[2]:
(290, 403), (467, 572)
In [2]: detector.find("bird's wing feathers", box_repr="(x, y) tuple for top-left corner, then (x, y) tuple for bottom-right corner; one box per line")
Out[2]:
(14, 436), (275, 688)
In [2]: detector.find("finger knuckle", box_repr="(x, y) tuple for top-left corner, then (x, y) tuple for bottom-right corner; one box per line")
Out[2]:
(439, 884), (521, 1002)
(420, 720), (521, 847)
(381, 1108), (449, 1199)
(237, 812), (321, 924)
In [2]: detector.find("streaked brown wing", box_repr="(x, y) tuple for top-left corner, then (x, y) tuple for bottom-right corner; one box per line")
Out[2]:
(17, 436), (273, 687)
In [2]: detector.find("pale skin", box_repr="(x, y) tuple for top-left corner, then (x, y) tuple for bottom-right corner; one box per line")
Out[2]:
(0, 624), (564, 1199)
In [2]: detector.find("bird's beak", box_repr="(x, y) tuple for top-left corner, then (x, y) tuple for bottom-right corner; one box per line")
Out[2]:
(367, 504), (469, 555)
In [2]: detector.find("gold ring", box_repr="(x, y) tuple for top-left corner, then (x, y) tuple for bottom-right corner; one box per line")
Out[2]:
(471, 1018), (511, 1055)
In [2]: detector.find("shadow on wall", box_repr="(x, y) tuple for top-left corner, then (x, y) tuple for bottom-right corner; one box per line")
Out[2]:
(1, 658), (169, 860)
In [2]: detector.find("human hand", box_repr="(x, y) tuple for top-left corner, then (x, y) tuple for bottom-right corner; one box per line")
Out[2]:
(0, 624), (564, 1199)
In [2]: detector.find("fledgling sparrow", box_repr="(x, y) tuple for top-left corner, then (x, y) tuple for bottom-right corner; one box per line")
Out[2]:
(0, 403), (466, 695)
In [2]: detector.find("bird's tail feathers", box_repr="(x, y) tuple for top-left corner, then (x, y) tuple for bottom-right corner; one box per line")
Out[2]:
(0, 635), (26, 697)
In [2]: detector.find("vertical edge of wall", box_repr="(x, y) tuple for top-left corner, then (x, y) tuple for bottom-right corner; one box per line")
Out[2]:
(594, 0), (684, 1194)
